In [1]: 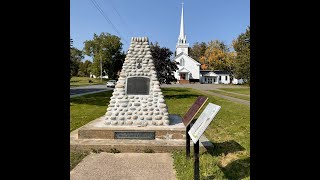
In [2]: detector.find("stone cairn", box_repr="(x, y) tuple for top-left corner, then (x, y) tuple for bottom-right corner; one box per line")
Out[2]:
(105, 37), (170, 126)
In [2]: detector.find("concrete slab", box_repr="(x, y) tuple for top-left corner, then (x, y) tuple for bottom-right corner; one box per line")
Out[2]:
(70, 153), (176, 180)
(71, 114), (214, 153)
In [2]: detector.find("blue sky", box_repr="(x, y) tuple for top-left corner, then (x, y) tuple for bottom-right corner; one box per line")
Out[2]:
(71, 0), (250, 61)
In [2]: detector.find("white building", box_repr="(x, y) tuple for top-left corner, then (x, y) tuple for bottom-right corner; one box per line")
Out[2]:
(173, 3), (200, 84)
(200, 70), (244, 84)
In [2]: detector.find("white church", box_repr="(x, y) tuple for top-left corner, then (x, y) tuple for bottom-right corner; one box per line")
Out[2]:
(173, 3), (243, 84)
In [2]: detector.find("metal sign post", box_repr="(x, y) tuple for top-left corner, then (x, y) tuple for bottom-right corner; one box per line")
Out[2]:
(188, 103), (221, 180)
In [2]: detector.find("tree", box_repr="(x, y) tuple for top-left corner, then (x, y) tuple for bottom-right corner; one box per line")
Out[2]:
(70, 47), (83, 79)
(199, 40), (229, 70)
(233, 26), (250, 84)
(150, 42), (178, 84)
(189, 42), (207, 62)
(83, 32), (125, 79)
(78, 60), (92, 77)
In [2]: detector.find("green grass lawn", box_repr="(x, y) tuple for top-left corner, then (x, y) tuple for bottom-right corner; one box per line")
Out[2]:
(162, 88), (250, 180)
(70, 88), (250, 178)
(70, 76), (108, 87)
(218, 88), (250, 95)
(70, 91), (112, 132)
(70, 152), (89, 170)
(209, 90), (250, 101)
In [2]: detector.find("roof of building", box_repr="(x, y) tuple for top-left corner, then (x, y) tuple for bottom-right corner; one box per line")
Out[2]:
(200, 70), (230, 75)
(174, 52), (201, 65)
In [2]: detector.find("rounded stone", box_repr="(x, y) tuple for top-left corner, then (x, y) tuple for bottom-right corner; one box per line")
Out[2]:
(118, 116), (125, 120)
(143, 108), (148, 111)
(146, 116), (152, 120)
(107, 107), (112, 111)
(159, 104), (166, 108)
(109, 104), (115, 107)
(126, 120), (133, 125)
(106, 112), (112, 116)
(157, 121), (163, 126)
(110, 116), (117, 120)
(134, 121), (142, 125)
(164, 120), (170, 125)
(114, 112), (119, 116)
(143, 121), (148, 126)
(130, 107), (136, 111)
(121, 104), (128, 107)
(149, 107), (154, 111)
(127, 112), (132, 115)
(155, 115), (162, 120)
(143, 112), (148, 115)
(151, 121), (157, 125)
(119, 121), (124, 125)
(161, 108), (168, 113)
(155, 108), (160, 111)
(105, 120), (111, 125)
(148, 103), (152, 106)
(111, 121), (118, 125)
(138, 112), (143, 115)
(132, 115), (138, 120)
(120, 112), (125, 115)
(159, 98), (165, 103)
(134, 102), (140, 106)
(163, 116), (169, 120)
(154, 111), (160, 115)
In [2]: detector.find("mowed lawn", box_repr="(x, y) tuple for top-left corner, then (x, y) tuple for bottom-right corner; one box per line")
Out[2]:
(209, 89), (250, 101)
(70, 91), (112, 132)
(218, 87), (250, 95)
(163, 88), (250, 180)
(70, 88), (250, 179)
(70, 76), (108, 87)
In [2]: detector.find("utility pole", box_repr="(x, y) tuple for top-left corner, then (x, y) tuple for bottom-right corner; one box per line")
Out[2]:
(100, 51), (102, 82)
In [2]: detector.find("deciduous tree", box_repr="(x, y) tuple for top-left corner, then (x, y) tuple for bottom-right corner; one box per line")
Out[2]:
(150, 42), (178, 84)
(83, 33), (124, 79)
(233, 27), (250, 84)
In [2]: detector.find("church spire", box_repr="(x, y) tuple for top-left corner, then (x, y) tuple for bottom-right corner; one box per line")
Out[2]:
(179, 1), (185, 41)
(176, 0), (189, 55)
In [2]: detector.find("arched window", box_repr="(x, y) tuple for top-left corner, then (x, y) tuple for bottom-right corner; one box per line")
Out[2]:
(180, 58), (185, 66)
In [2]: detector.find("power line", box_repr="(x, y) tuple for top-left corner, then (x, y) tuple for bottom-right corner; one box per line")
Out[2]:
(108, 0), (134, 37)
(90, 0), (129, 45)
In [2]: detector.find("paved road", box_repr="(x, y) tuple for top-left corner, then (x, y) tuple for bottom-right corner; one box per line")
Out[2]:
(70, 85), (114, 97)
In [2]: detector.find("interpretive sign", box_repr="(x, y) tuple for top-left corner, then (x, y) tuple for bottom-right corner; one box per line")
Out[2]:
(188, 103), (221, 144)
(126, 77), (150, 95)
(114, 131), (155, 140)
(182, 96), (208, 127)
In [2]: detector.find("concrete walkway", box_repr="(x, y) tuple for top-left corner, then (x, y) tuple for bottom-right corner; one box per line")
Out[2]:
(70, 153), (176, 180)
(161, 84), (250, 106)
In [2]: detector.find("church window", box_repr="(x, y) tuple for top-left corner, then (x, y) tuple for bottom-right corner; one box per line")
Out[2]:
(219, 76), (221, 81)
(180, 58), (185, 66)
(225, 76), (228, 81)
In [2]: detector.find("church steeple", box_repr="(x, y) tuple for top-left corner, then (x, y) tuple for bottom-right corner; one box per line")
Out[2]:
(176, 1), (189, 55)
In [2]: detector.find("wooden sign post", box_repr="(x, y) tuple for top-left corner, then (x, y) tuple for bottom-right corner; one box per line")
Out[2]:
(188, 103), (221, 180)
(182, 96), (208, 159)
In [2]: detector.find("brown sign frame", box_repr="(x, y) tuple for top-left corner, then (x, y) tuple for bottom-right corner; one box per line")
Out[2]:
(182, 96), (208, 127)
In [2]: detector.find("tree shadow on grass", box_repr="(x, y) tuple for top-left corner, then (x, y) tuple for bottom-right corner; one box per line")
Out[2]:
(164, 94), (199, 99)
(220, 157), (250, 180)
(161, 88), (190, 93)
(70, 91), (112, 106)
(205, 140), (246, 156)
